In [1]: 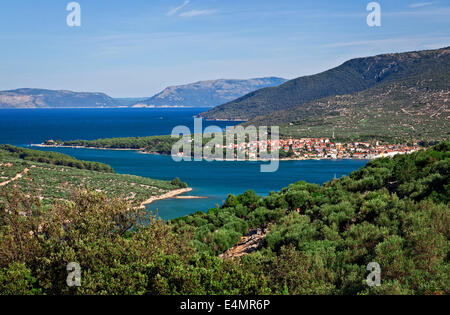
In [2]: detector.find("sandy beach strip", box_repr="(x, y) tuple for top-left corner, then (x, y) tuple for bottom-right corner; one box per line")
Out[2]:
(139, 188), (193, 209)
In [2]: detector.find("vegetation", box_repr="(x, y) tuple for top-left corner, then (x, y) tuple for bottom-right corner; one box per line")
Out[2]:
(61, 135), (178, 154)
(49, 133), (262, 158)
(248, 79), (449, 143)
(0, 145), (113, 173)
(0, 142), (448, 295)
(0, 146), (184, 207)
(171, 177), (188, 189)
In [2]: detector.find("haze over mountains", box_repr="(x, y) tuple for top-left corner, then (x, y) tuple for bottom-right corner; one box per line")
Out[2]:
(131, 77), (287, 108)
(0, 77), (287, 109)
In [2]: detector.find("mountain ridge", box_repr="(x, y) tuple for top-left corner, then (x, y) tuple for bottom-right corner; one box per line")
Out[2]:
(246, 77), (449, 142)
(0, 88), (120, 108)
(0, 77), (287, 109)
(132, 77), (287, 108)
(199, 47), (450, 121)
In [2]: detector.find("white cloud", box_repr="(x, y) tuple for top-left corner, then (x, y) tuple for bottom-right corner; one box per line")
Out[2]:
(167, 0), (190, 16)
(179, 9), (216, 17)
(409, 2), (436, 8)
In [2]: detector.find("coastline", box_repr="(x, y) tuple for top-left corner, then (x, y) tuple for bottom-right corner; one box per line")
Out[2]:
(139, 188), (193, 209)
(31, 144), (141, 151)
(34, 144), (373, 161)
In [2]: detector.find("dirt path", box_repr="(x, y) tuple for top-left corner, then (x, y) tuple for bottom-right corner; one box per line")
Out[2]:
(138, 188), (193, 209)
(219, 229), (267, 259)
(0, 168), (30, 187)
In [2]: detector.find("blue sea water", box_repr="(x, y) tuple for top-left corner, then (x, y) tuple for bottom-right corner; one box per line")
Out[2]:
(0, 108), (367, 220)
(0, 108), (234, 145)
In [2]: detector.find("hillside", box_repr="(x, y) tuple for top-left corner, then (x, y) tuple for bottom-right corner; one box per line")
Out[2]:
(247, 77), (450, 142)
(0, 88), (120, 108)
(0, 146), (185, 206)
(170, 142), (449, 294)
(199, 47), (450, 121)
(132, 77), (287, 108)
(0, 144), (113, 173)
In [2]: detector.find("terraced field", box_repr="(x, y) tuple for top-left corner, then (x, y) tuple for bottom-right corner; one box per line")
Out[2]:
(0, 153), (181, 207)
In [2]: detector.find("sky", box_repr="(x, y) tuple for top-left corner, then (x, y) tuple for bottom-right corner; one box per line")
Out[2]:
(0, 0), (449, 97)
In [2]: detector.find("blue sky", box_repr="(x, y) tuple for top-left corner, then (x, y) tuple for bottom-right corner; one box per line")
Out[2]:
(0, 0), (449, 97)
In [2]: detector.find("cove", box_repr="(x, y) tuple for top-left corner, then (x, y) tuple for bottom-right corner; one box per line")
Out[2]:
(32, 146), (367, 220)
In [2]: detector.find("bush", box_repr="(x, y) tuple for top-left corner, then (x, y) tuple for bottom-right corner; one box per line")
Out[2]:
(171, 177), (188, 188)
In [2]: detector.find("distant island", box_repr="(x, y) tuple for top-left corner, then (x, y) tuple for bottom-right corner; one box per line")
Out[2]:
(132, 77), (287, 108)
(0, 88), (121, 109)
(0, 77), (286, 109)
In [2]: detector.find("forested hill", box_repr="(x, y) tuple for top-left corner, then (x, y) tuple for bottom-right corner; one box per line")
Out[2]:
(199, 47), (450, 121)
(0, 145), (114, 173)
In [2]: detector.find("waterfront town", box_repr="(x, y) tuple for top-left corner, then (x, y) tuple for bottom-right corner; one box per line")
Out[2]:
(274, 138), (420, 160)
(42, 137), (421, 161)
(205, 137), (421, 160)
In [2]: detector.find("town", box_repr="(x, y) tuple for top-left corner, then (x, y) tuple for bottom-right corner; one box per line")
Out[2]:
(41, 136), (422, 161)
(202, 137), (421, 160)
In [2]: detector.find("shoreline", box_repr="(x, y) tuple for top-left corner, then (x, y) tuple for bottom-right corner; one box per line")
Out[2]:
(0, 106), (213, 110)
(33, 144), (372, 161)
(174, 195), (208, 200)
(138, 150), (371, 161)
(139, 188), (193, 209)
(31, 144), (141, 151)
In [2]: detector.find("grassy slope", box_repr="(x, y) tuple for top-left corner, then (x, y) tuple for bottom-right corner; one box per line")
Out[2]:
(0, 148), (181, 207)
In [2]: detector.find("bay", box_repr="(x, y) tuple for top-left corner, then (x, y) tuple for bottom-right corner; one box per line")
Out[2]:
(0, 108), (367, 220)
(31, 147), (367, 220)
(0, 108), (235, 145)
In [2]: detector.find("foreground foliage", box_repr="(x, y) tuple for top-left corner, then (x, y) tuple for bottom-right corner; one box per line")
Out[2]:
(0, 143), (448, 295)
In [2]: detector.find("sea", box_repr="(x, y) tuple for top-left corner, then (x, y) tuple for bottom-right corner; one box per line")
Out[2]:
(0, 108), (367, 220)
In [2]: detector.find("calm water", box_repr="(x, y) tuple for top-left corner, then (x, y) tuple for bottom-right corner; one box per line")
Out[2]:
(0, 108), (367, 220)
(0, 108), (235, 145)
